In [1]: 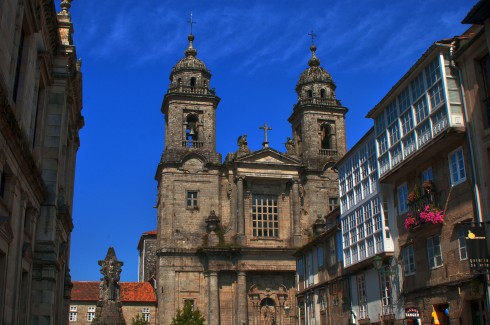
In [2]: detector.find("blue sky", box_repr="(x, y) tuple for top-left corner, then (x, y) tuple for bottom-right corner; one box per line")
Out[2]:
(68, 0), (473, 281)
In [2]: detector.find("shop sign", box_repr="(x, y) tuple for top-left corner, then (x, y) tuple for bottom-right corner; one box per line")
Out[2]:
(405, 307), (420, 318)
(461, 225), (490, 273)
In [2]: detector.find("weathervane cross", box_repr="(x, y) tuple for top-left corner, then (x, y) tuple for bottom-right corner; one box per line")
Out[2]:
(259, 123), (272, 148)
(308, 30), (317, 44)
(188, 12), (196, 34)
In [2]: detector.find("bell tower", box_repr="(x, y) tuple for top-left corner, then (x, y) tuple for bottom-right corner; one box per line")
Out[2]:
(288, 41), (347, 167)
(161, 31), (221, 164)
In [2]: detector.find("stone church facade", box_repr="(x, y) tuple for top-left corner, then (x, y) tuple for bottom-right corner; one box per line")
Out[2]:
(0, 1), (83, 324)
(155, 32), (347, 325)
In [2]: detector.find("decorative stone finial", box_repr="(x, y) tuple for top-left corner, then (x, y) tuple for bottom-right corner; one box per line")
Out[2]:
(308, 44), (320, 67)
(205, 210), (221, 233)
(312, 215), (326, 236)
(92, 247), (126, 325)
(60, 0), (72, 14)
(98, 247), (123, 302)
(184, 34), (198, 57)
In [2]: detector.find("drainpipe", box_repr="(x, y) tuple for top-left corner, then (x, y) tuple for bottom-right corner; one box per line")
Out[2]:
(449, 41), (483, 222)
(449, 40), (490, 320)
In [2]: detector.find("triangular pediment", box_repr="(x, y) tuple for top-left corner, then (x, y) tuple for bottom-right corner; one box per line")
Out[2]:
(234, 148), (301, 166)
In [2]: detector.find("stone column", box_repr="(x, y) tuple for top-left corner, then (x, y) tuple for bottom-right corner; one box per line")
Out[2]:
(237, 271), (248, 325)
(292, 180), (301, 246)
(208, 272), (220, 325)
(237, 177), (245, 237)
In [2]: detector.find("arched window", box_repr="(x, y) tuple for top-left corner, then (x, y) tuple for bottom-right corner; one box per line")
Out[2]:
(190, 77), (196, 87)
(185, 115), (198, 147)
(203, 80), (207, 88)
(307, 89), (313, 98)
(321, 89), (326, 98)
(177, 78), (182, 85)
(321, 123), (336, 150)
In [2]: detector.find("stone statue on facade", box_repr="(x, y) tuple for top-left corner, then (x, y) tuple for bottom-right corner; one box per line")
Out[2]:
(284, 137), (296, 156)
(236, 134), (251, 157)
(92, 247), (126, 325)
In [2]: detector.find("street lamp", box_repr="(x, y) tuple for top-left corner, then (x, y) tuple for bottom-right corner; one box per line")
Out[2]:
(372, 255), (384, 271)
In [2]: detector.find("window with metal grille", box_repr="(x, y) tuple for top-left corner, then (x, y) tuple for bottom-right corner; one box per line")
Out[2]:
(252, 194), (278, 237)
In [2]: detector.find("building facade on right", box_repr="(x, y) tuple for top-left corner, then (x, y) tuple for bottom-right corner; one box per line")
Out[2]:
(366, 35), (487, 324)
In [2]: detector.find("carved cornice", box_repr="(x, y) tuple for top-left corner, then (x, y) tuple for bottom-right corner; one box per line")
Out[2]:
(41, 0), (60, 54)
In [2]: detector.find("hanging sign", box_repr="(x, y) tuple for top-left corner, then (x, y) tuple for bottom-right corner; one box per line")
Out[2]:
(461, 225), (490, 273)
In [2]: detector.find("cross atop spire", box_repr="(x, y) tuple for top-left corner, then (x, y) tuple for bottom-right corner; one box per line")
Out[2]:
(188, 12), (196, 35)
(308, 30), (317, 45)
(259, 123), (273, 148)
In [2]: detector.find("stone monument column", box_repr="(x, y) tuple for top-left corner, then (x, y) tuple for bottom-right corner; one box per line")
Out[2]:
(237, 271), (248, 325)
(208, 271), (220, 325)
(92, 247), (126, 325)
(292, 180), (301, 246)
(237, 176), (245, 237)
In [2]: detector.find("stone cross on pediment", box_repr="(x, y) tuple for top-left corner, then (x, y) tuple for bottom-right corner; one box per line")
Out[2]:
(259, 123), (272, 148)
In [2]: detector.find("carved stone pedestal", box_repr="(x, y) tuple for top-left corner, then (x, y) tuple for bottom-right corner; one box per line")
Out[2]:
(92, 300), (126, 325)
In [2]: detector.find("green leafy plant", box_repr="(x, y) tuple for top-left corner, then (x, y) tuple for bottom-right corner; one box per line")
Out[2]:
(170, 301), (205, 325)
(131, 314), (149, 325)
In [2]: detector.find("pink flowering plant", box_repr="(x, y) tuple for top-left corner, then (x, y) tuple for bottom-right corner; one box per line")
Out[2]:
(404, 213), (419, 230)
(404, 205), (444, 230)
(419, 205), (444, 224)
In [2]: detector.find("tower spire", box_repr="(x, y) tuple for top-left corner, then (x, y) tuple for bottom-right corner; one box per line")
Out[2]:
(188, 12), (196, 35)
(185, 13), (198, 57)
(307, 31), (320, 67)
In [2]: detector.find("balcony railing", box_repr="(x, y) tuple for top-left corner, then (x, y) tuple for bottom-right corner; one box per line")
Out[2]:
(433, 118), (448, 135)
(182, 140), (204, 148)
(359, 307), (368, 320)
(417, 130), (432, 148)
(391, 152), (402, 167)
(382, 304), (395, 316)
(297, 97), (341, 106)
(403, 142), (416, 158)
(168, 85), (216, 95)
(319, 149), (338, 156)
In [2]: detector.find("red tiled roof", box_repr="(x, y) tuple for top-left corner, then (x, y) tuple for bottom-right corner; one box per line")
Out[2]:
(144, 230), (157, 235)
(121, 282), (156, 302)
(71, 281), (156, 303)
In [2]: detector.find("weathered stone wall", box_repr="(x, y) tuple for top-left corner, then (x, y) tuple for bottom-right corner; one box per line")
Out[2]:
(0, 1), (83, 324)
(69, 302), (157, 325)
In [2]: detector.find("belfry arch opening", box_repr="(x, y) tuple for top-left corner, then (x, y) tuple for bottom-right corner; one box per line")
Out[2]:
(320, 123), (335, 150)
(320, 88), (326, 98)
(190, 77), (196, 87)
(185, 114), (199, 147)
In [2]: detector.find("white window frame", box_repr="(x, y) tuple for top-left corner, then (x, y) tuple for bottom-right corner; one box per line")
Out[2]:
(427, 235), (443, 269)
(87, 306), (96, 321)
(69, 306), (77, 321)
(457, 228), (468, 260)
(448, 147), (466, 186)
(397, 183), (408, 214)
